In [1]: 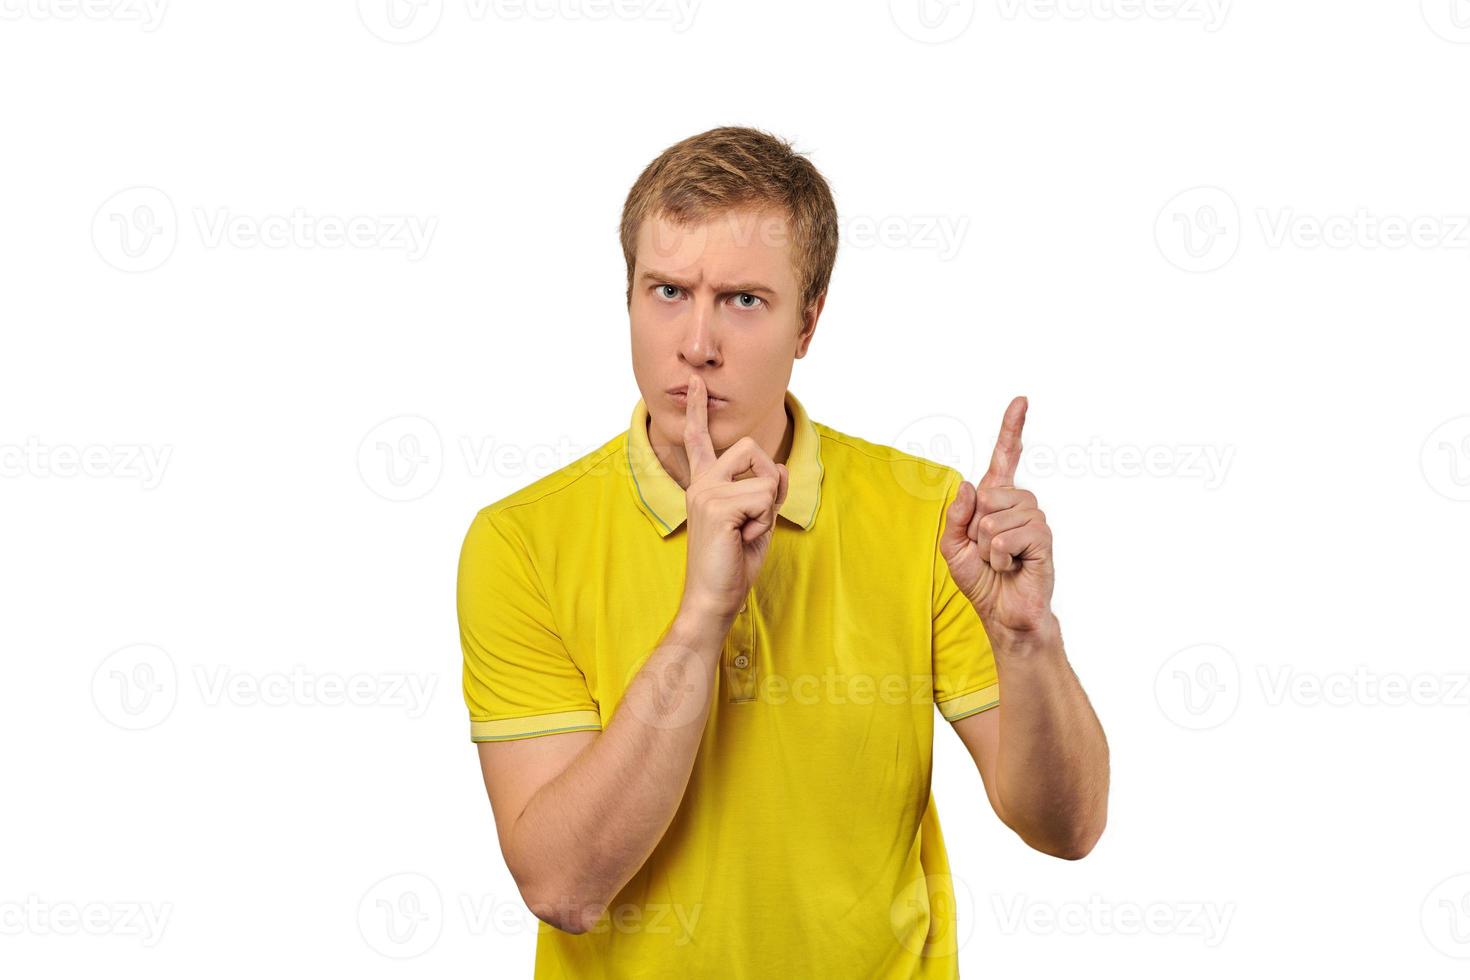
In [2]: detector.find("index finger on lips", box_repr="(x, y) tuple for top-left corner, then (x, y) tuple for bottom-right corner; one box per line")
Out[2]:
(682, 374), (718, 479)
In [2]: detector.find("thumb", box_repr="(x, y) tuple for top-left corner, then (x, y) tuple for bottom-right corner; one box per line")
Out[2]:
(940, 480), (975, 557)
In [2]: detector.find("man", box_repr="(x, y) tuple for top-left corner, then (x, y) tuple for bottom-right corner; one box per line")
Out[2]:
(458, 125), (1109, 978)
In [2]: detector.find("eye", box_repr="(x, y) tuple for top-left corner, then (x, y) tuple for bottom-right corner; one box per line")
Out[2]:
(656, 284), (682, 301)
(731, 292), (763, 310)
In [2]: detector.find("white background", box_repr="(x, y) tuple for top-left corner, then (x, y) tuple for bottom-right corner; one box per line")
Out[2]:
(3, 0), (1469, 976)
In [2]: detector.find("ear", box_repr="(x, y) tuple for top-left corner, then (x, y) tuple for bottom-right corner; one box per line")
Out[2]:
(795, 290), (826, 359)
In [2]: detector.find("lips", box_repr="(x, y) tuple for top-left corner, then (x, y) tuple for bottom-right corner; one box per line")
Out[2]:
(667, 385), (726, 401)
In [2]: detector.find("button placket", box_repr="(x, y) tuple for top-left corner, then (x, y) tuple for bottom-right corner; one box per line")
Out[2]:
(724, 586), (757, 702)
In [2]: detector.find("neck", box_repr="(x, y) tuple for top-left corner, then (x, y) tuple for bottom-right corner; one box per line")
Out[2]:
(649, 397), (793, 490)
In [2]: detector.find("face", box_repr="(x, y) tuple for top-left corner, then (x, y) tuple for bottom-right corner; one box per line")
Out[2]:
(629, 206), (824, 475)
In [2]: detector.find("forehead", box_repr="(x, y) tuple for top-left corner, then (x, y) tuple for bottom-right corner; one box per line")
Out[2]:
(635, 207), (796, 286)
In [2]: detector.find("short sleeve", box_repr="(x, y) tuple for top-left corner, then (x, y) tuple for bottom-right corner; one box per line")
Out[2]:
(458, 509), (602, 743)
(932, 469), (1000, 723)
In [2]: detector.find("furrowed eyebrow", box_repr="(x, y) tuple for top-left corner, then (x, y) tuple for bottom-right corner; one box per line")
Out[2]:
(641, 270), (776, 296)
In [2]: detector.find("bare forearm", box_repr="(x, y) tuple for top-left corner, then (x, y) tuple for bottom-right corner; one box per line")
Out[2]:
(511, 606), (730, 930)
(991, 615), (1109, 858)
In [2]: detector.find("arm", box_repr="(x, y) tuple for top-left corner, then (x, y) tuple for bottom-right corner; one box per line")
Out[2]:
(939, 396), (1109, 860)
(951, 615), (1109, 859)
(477, 603), (732, 934)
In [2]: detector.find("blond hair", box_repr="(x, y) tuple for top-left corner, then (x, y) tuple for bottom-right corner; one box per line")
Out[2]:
(619, 125), (839, 316)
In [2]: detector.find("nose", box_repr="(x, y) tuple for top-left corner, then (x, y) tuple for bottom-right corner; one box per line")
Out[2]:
(678, 298), (721, 369)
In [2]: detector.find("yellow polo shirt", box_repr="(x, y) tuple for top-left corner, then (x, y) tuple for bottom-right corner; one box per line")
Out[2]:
(458, 389), (1000, 978)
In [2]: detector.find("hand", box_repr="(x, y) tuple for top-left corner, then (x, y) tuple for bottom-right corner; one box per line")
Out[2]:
(939, 396), (1055, 636)
(679, 374), (789, 621)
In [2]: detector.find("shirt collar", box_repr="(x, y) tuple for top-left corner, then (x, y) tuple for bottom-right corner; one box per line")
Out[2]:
(625, 389), (824, 537)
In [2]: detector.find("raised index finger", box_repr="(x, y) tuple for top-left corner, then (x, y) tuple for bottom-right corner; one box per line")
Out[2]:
(681, 374), (718, 479)
(977, 395), (1027, 489)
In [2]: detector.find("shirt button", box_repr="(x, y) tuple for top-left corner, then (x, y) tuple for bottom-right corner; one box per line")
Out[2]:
(734, 654), (749, 669)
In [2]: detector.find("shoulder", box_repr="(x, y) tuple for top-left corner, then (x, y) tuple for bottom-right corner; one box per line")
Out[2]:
(811, 419), (963, 509)
(468, 429), (627, 538)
